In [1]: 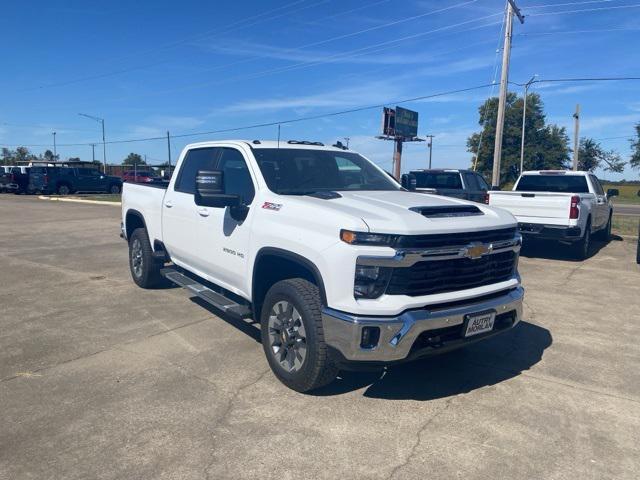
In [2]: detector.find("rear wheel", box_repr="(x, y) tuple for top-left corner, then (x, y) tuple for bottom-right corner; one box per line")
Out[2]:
(128, 227), (163, 288)
(261, 278), (338, 392)
(57, 184), (71, 196)
(109, 184), (121, 194)
(573, 221), (591, 260)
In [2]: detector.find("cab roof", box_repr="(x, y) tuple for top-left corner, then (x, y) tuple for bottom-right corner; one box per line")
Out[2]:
(183, 139), (351, 152)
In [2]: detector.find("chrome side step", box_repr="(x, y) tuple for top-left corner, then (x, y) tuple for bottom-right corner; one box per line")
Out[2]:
(161, 268), (252, 318)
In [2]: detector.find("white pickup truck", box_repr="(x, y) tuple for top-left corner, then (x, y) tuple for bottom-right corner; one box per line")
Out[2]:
(121, 140), (524, 392)
(488, 171), (618, 259)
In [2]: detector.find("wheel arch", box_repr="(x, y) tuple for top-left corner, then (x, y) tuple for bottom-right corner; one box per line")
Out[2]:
(252, 247), (327, 320)
(124, 209), (148, 241)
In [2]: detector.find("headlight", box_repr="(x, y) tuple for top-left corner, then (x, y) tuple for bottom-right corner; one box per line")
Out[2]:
(340, 229), (397, 246)
(354, 264), (392, 299)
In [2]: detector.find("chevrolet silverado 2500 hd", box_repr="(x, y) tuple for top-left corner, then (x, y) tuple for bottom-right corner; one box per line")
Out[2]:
(122, 140), (524, 392)
(488, 170), (618, 259)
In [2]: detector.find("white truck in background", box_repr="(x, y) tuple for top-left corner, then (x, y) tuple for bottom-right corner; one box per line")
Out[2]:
(121, 139), (524, 392)
(488, 170), (618, 259)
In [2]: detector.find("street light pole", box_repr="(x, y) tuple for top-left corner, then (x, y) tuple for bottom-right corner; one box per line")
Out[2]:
(519, 75), (537, 175)
(79, 113), (107, 173)
(52, 132), (57, 160)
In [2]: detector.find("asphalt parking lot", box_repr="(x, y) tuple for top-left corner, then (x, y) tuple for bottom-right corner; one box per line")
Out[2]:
(1, 195), (639, 480)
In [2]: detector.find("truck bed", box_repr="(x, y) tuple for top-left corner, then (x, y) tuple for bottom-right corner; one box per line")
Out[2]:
(489, 190), (586, 226)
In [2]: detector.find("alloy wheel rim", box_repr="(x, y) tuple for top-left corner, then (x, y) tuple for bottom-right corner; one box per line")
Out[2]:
(268, 301), (307, 373)
(131, 239), (143, 277)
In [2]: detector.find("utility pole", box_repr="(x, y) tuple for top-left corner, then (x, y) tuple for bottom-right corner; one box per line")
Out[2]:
(393, 139), (403, 180)
(52, 132), (57, 160)
(573, 104), (580, 171)
(519, 75), (537, 175)
(166, 131), (172, 174)
(492, 0), (525, 188)
(90, 144), (96, 162)
(425, 135), (434, 169)
(343, 137), (350, 149)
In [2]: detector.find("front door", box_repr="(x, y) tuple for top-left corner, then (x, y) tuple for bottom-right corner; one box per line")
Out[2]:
(196, 147), (257, 296)
(589, 174), (608, 229)
(162, 147), (221, 272)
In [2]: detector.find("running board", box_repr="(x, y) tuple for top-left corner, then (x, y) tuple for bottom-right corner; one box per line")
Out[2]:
(161, 268), (252, 318)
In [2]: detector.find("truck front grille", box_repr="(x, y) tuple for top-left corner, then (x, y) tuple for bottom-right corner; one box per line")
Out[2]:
(386, 250), (517, 297)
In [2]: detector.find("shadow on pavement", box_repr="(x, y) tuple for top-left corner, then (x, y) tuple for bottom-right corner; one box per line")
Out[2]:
(313, 321), (552, 400)
(520, 238), (610, 261)
(189, 297), (261, 343)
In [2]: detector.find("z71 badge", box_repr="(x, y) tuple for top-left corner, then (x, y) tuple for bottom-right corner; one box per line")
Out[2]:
(261, 202), (282, 211)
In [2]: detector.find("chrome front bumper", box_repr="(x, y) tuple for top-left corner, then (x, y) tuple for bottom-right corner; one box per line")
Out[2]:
(322, 287), (524, 363)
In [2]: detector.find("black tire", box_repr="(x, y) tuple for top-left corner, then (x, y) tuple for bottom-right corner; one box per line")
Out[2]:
(128, 227), (163, 288)
(573, 220), (591, 260)
(261, 278), (338, 393)
(109, 184), (121, 194)
(57, 184), (71, 196)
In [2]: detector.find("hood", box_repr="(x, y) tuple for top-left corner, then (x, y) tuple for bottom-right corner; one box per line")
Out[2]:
(291, 190), (517, 235)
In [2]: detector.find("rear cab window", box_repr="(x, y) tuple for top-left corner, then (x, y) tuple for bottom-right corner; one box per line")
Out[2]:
(414, 172), (462, 189)
(515, 174), (590, 193)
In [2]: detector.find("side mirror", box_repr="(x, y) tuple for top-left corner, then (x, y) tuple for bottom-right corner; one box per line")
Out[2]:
(194, 170), (240, 208)
(401, 173), (417, 191)
(607, 188), (619, 198)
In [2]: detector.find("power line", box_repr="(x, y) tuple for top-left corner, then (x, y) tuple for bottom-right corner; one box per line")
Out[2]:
(524, 0), (618, 8)
(527, 3), (640, 16)
(124, 11), (505, 99)
(518, 26), (640, 36)
(0, 83), (494, 148)
(510, 76), (640, 86)
(21, 0), (332, 92)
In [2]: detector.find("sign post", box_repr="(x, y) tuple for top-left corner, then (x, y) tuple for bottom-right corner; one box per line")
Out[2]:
(377, 106), (424, 180)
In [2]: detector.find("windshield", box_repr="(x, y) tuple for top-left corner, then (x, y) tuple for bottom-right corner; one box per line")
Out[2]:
(515, 175), (589, 193)
(413, 171), (462, 189)
(252, 148), (400, 195)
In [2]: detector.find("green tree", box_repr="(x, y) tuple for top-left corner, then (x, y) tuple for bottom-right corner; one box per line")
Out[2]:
(578, 138), (625, 173)
(42, 150), (59, 162)
(1, 148), (15, 165)
(630, 122), (640, 171)
(122, 153), (146, 167)
(467, 92), (571, 185)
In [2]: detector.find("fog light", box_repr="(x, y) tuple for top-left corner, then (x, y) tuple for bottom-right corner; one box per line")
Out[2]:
(360, 326), (380, 349)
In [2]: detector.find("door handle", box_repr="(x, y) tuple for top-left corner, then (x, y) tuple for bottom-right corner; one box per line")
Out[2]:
(164, 200), (173, 208)
(197, 207), (209, 217)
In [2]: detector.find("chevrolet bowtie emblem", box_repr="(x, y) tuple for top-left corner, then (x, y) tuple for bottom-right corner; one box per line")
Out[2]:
(463, 243), (492, 259)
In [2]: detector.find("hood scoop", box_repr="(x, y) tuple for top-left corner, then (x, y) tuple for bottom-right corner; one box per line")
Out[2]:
(410, 205), (484, 218)
(306, 191), (342, 200)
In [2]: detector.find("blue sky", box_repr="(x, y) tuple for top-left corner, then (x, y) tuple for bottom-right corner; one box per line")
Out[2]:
(2, 0), (640, 180)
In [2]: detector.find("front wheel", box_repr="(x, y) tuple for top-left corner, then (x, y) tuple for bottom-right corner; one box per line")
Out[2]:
(261, 278), (338, 393)
(109, 184), (121, 194)
(128, 228), (163, 288)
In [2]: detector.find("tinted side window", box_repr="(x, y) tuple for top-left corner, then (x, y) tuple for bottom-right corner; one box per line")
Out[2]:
(414, 172), (462, 189)
(217, 148), (255, 204)
(59, 168), (75, 177)
(475, 174), (490, 190)
(463, 173), (479, 190)
(175, 148), (220, 194)
(590, 175), (604, 195)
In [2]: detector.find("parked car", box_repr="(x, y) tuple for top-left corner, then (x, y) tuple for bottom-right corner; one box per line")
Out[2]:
(403, 169), (490, 203)
(122, 170), (160, 183)
(28, 165), (123, 195)
(488, 170), (616, 259)
(122, 139), (524, 392)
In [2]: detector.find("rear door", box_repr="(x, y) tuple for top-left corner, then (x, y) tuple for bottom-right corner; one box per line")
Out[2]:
(162, 147), (221, 271)
(28, 166), (47, 192)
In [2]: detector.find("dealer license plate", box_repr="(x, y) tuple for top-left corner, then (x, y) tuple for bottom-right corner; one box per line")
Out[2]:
(464, 312), (496, 337)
